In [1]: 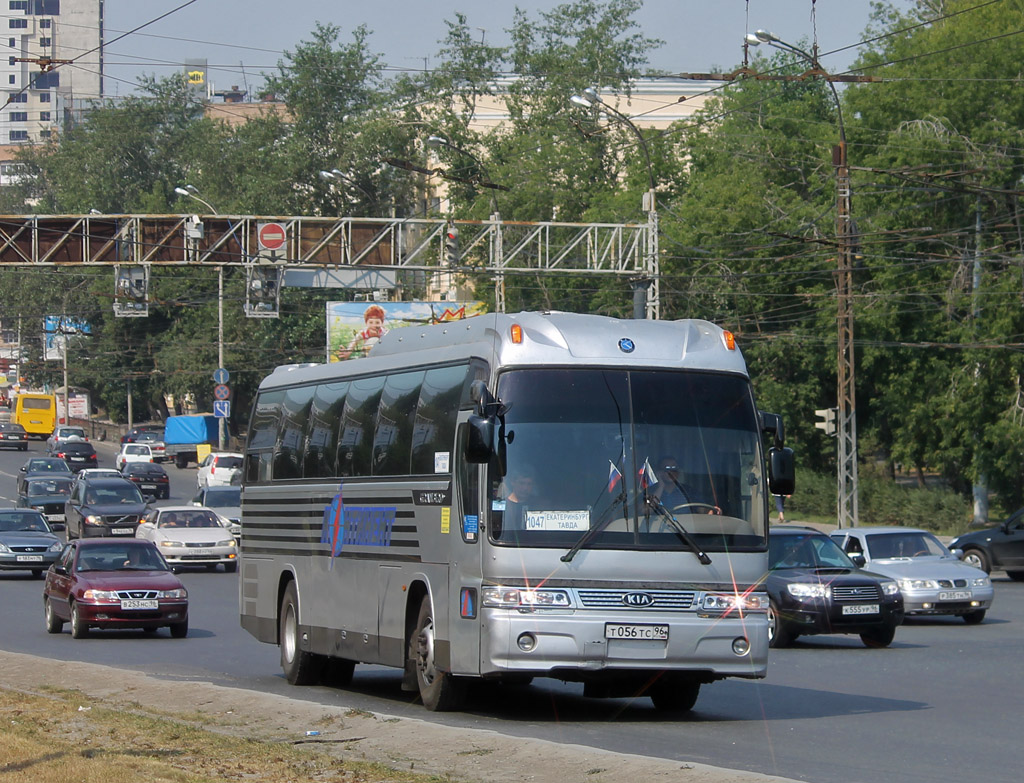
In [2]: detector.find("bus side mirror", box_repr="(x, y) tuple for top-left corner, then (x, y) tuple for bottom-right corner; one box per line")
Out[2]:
(465, 415), (494, 463)
(767, 447), (795, 496)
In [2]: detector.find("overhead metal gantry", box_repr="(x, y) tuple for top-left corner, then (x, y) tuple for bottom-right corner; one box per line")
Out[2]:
(0, 213), (658, 316)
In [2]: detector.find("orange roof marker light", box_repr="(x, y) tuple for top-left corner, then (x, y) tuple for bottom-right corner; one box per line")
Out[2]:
(510, 323), (524, 344)
(722, 330), (736, 351)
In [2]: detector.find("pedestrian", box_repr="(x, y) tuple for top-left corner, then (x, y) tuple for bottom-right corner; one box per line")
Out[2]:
(775, 493), (788, 524)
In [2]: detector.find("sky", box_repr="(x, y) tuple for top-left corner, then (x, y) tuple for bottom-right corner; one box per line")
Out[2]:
(100, 0), (912, 98)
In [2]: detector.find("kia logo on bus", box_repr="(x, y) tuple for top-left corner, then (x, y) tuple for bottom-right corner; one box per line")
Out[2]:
(622, 592), (654, 607)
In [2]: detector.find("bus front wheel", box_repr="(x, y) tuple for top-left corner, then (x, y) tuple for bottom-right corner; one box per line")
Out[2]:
(280, 582), (323, 685)
(412, 595), (466, 711)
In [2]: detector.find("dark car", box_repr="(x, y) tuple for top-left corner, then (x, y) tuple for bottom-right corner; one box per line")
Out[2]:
(17, 475), (74, 529)
(64, 476), (149, 540)
(120, 425), (164, 445)
(51, 440), (99, 472)
(0, 421), (29, 451)
(43, 538), (189, 638)
(17, 457), (73, 496)
(949, 508), (1024, 580)
(0, 508), (63, 578)
(766, 527), (904, 648)
(122, 462), (171, 500)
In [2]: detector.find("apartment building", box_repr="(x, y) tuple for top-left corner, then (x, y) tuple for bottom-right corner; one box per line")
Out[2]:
(2, 0), (102, 144)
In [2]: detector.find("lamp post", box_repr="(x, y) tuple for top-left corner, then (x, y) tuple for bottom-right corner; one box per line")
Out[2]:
(570, 88), (659, 319)
(175, 185), (226, 451)
(746, 29), (858, 528)
(424, 136), (506, 310)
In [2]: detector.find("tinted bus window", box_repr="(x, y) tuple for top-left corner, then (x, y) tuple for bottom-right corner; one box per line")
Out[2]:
(373, 371), (425, 476)
(304, 382), (347, 478)
(411, 364), (468, 474)
(274, 386), (313, 480)
(246, 390), (283, 483)
(338, 376), (385, 476)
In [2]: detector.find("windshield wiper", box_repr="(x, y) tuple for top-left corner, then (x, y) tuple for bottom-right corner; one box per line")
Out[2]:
(645, 495), (712, 565)
(561, 488), (627, 563)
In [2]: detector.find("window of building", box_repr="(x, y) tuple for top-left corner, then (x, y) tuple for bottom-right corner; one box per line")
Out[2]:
(39, 110), (49, 121)
(31, 1), (59, 14)
(8, 38), (14, 47)
(9, 111), (27, 122)
(39, 129), (49, 138)
(39, 18), (50, 28)
(38, 91), (49, 101)
(9, 130), (28, 141)
(8, 76), (13, 84)
(8, 56), (15, 65)
(10, 1), (28, 10)
(7, 91), (27, 102)
(9, 20), (28, 29)
(38, 37), (50, 47)
(33, 70), (57, 89)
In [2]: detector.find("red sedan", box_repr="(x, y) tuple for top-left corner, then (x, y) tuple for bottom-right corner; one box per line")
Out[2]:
(43, 538), (189, 638)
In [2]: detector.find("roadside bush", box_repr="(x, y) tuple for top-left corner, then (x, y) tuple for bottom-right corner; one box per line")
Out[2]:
(786, 471), (970, 532)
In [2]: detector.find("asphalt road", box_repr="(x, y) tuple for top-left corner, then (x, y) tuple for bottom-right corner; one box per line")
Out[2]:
(1, 436), (1021, 783)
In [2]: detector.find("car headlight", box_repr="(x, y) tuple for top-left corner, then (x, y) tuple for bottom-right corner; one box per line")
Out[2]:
(481, 587), (571, 608)
(787, 583), (831, 599)
(48, 541), (63, 552)
(217, 539), (235, 547)
(0, 542), (9, 553)
(701, 592), (769, 613)
(82, 589), (119, 601)
(83, 515), (105, 526)
(881, 581), (900, 596)
(898, 579), (939, 591)
(972, 577), (990, 588)
(157, 588), (187, 599)
(159, 540), (184, 548)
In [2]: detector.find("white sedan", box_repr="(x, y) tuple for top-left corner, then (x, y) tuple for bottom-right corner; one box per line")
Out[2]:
(135, 506), (238, 572)
(116, 443), (154, 472)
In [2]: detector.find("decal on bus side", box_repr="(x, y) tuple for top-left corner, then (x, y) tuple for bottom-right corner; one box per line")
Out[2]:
(320, 484), (396, 560)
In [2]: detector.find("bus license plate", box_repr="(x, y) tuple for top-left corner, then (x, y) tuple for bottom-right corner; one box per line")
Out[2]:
(16, 555), (43, 562)
(605, 623), (669, 641)
(120, 599), (158, 610)
(111, 527), (135, 535)
(939, 591), (971, 601)
(841, 604), (879, 615)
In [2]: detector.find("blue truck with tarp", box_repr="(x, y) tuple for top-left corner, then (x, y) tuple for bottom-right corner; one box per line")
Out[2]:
(164, 414), (219, 468)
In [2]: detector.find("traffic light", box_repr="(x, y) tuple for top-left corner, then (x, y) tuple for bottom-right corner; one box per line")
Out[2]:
(444, 224), (460, 267)
(245, 266), (281, 318)
(814, 407), (838, 436)
(113, 266), (149, 318)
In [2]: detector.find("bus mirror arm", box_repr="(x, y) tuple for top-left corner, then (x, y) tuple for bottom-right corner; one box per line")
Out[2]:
(760, 411), (785, 449)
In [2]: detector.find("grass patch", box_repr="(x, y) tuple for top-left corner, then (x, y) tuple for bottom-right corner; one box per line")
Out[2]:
(0, 686), (453, 783)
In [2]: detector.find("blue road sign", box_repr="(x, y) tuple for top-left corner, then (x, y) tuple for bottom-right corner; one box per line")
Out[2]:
(213, 400), (230, 418)
(213, 367), (229, 385)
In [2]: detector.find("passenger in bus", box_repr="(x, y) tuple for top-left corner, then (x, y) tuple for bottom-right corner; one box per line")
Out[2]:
(499, 470), (539, 530)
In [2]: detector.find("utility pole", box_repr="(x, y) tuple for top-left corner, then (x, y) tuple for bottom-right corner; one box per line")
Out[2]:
(971, 196), (987, 524)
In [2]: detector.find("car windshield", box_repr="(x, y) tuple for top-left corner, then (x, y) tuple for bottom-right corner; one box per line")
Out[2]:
(76, 546), (165, 572)
(203, 487), (240, 506)
(769, 533), (857, 569)
(160, 511), (220, 528)
(0, 512), (51, 532)
(86, 485), (145, 504)
(866, 531), (948, 559)
(485, 368), (767, 552)
(28, 479), (73, 496)
(29, 460), (68, 472)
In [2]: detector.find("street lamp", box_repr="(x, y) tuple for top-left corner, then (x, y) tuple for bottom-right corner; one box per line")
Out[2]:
(747, 29), (858, 528)
(570, 88), (658, 319)
(175, 185), (226, 450)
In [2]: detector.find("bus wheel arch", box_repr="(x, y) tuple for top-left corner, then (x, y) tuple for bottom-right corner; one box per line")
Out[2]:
(407, 588), (466, 711)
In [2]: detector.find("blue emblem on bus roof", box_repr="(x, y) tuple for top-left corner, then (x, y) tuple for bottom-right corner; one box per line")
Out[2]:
(618, 338), (635, 353)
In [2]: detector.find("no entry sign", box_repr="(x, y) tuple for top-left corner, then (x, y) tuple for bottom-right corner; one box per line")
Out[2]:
(257, 222), (287, 251)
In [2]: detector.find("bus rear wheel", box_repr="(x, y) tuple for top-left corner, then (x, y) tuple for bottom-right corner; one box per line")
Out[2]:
(280, 582), (324, 685)
(649, 677), (701, 713)
(412, 595), (465, 711)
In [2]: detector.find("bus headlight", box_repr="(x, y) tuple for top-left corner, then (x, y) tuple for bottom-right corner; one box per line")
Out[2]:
(481, 587), (571, 608)
(700, 592), (768, 615)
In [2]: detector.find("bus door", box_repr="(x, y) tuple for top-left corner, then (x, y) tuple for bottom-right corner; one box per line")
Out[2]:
(448, 423), (484, 675)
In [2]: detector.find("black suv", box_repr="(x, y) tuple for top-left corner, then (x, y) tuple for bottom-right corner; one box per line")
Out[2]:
(64, 476), (149, 540)
(767, 527), (904, 648)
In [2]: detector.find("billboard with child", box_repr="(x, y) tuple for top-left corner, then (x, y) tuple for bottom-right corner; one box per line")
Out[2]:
(326, 301), (487, 362)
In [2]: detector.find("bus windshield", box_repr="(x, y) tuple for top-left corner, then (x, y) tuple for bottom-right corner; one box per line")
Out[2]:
(487, 368), (767, 552)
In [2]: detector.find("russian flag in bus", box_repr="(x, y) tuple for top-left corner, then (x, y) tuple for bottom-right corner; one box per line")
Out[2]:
(638, 458), (659, 490)
(607, 460), (623, 493)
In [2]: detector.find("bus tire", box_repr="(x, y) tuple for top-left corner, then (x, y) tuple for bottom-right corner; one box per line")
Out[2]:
(280, 582), (323, 685)
(321, 657), (356, 687)
(412, 595), (465, 711)
(649, 677), (700, 713)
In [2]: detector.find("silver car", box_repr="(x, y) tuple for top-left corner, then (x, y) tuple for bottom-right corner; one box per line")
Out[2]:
(831, 527), (993, 624)
(136, 506), (238, 572)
